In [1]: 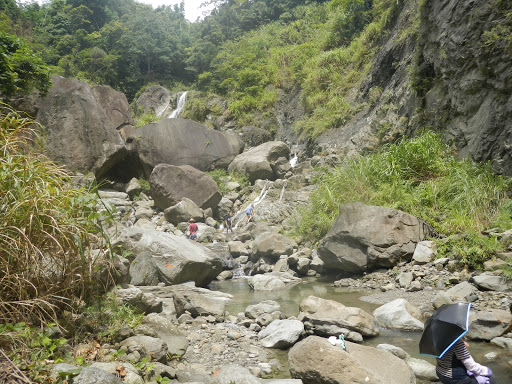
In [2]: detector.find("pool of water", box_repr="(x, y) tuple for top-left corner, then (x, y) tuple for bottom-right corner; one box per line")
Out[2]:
(209, 276), (512, 382)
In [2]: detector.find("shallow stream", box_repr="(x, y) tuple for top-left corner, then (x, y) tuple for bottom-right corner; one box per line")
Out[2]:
(209, 276), (512, 382)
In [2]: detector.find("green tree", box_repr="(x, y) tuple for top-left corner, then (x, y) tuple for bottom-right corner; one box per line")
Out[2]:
(0, 32), (50, 97)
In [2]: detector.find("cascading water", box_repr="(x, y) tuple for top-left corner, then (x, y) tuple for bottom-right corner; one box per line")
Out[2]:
(168, 91), (188, 118)
(218, 181), (273, 231)
(289, 153), (298, 168)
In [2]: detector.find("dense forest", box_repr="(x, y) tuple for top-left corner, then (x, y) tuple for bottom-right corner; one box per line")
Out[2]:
(0, 0), (331, 98)
(1, 0), (400, 138)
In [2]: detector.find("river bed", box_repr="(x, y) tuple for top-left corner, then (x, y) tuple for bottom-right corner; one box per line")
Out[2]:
(209, 276), (512, 383)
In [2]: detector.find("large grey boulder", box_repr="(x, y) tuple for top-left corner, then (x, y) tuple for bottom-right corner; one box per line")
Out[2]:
(171, 284), (233, 321)
(245, 300), (283, 320)
(112, 227), (222, 287)
(228, 141), (290, 183)
(470, 273), (511, 292)
(115, 286), (162, 314)
(164, 197), (204, 225)
(297, 296), (379, 338)
(288, 336), (415, 384)
(150, 164), (221, 211)
(248, 273), (301, 291)
(36, 77), (134, 179)
(133, 118), (243, 174)
(373, 299), (424, 331)
(141, 313), (188, 357)
(446, 281), (478, 300)
(318, 202), (436, 273)
(251, 232), (297, 262)
(258, 319), (304, 349)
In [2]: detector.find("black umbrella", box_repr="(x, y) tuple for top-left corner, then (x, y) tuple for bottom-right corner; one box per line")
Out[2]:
(419, 302), (472, 358)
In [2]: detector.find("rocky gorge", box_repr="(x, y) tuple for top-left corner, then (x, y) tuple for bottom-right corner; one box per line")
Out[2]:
(45, 161), (512, 384)
(3, 71), (507, 384)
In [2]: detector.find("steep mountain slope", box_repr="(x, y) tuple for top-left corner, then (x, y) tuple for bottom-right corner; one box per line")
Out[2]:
(316, 0), (512, 175)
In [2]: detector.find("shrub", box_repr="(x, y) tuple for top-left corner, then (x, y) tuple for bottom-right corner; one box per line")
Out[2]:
(136, 112), (158, 128)
(0, 105), (113, 325)
(435, 233), (502, 270)
(206, 169), (250, 195)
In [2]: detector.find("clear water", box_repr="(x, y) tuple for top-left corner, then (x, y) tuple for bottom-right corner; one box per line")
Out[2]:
(209, 276), (512, 382)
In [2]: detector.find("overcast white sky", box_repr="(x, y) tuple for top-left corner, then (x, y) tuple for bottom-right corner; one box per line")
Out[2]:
(17, 0), (214, 22)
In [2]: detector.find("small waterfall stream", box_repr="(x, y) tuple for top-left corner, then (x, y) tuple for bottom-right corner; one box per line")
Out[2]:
(232, 181), (272, 230)
(168, 91), (188, 118)
(289, 153), (298, 168)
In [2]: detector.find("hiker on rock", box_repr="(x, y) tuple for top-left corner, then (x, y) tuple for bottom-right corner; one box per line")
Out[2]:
(188, 218), (198, 240)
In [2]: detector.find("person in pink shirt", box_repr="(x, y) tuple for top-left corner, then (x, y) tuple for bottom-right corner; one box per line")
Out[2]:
(188, 218), (198, 240)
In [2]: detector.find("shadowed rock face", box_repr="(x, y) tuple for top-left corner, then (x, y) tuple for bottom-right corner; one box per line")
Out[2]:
(36, 76), (135, 179)
(132, 118), (244, 176)
(314, 0), (512, 176)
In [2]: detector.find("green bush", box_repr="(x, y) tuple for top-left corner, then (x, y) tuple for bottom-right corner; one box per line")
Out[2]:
(0, 105), (113, 325)
(136, 112), (159, 128)
(295, 131), (510, 245)
(207, 169), (250, 195)
(435, 233), (501, 270)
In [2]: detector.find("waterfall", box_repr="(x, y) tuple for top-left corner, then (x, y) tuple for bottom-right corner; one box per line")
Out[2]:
(232, 181), (272, 230)
(168, 91), (188, 118)
(290, 153), (298, 168)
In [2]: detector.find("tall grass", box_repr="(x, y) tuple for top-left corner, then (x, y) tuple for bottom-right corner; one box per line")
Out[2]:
(0, 105), (113, 325)
(295, 131), (510, 243)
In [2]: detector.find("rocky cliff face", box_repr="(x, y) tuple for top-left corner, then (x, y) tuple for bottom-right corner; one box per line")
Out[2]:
(315, 0), (512, 175)
(419, 0), (512, 175)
